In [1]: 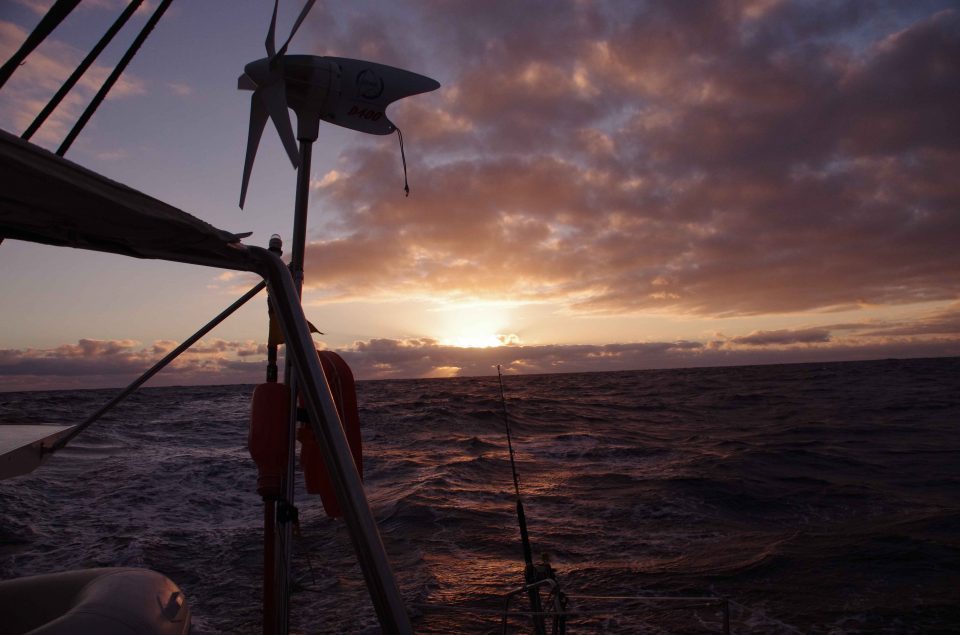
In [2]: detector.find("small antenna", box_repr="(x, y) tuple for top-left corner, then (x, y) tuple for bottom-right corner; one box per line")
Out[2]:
(497, 365), (547, 635)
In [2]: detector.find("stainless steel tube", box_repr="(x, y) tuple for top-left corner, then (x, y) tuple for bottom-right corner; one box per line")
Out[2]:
(249, 246), (411, 633)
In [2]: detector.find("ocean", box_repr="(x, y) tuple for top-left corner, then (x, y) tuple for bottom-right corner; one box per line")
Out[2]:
(1, 357), (958, 634)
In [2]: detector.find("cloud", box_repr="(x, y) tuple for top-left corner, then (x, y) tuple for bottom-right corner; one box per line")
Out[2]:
(13, 0), (54, 14)
(0, 338), (271, 391)
(3, 307), (959, 390)
(166, 82), (193, 97)
(299, 2), (959, 319)
(206, 270), (262, 294)
(94, 149), (129, 161)
(852, 301), (960, 337)
(338, 337), (709, 379)
(337, 332), (959, 380)
(730, 328), (832, 346)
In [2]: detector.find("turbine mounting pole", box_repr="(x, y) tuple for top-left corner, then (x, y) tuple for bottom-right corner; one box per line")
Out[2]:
(277, 133), (313, 635)
(237, 6), (438, 631)
(289, 140), (312, 295)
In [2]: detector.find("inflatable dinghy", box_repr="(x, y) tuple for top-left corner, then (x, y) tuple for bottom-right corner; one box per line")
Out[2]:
(0, 567), (190, 635)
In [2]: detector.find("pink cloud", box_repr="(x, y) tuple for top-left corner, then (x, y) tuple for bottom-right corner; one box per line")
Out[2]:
(0, 338), (275, 391)
(4, 307), (958, 390)
(337, 334), (959, 380)
(298, 2), (959, 319)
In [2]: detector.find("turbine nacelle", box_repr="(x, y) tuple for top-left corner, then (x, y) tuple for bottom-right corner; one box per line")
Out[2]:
(237, 2), (440, 208)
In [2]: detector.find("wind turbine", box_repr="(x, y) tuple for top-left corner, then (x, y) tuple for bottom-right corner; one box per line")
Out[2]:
(238, 0), (440, 208)
(237, 3), (439, 633)
(237, 0), (439, 292)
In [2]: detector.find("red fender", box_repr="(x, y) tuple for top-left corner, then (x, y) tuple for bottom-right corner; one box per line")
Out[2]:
(298, 350), (362, 518)
(249, 382), (291, 500)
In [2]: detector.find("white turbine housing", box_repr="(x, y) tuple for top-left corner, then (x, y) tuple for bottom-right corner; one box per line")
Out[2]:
(237, 0), (440, 208)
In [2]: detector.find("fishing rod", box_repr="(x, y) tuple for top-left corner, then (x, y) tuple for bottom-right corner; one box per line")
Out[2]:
(497, 365), (548, 635)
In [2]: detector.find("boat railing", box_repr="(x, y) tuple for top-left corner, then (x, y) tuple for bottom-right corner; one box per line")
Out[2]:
(500, 578), (566, 634)
(3, 237), (413, 633)
(415, 588), (732, 634)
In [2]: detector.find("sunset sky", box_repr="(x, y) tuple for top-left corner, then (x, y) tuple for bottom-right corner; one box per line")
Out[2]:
(1, 0), (958, 391)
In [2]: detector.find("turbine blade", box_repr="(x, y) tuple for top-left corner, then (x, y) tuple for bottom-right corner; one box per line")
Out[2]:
(238, 72), (257, 91)
(261, 80), (300, 168)
(265, 0), (279, 58)
(239, 94), (269, 208)
(277, 0), (316, 58)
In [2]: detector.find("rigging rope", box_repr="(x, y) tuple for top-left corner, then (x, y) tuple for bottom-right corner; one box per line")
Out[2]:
(56, 0), (174, 156)
(22, 0), (145, 141)
(0, 0), (81, 90)
(49, 282), (266, 452)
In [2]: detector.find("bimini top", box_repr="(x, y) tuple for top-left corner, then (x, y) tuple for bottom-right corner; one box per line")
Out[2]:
(0, 129), (255, 272)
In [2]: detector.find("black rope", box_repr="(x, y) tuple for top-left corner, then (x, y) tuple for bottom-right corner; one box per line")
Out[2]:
(396, 127), (410, 196)
(56, 0), (174, 156)
(0, 0), (81, 90)
(23, 0), (144, 141)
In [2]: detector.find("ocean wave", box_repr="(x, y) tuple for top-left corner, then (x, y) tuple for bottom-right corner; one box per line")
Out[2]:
(2, 357), (958, 633)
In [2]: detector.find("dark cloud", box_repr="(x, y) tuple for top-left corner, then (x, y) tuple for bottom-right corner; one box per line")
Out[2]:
(0, 339), (268, 391)
(4, 311), (959, 391)
(856, 302), (960, 337)
(302, 1), (959, 318)
(730, 328), (832, 346)
(338, 333), (959, 380)
(339, 338), (707, 379)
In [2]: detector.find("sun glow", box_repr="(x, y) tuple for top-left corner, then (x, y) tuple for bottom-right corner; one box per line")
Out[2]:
(443, 333), (508, 348)
(431, 302), (520, 349)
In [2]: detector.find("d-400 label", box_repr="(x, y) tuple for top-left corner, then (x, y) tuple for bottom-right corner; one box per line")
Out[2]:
(348, 106), (383, 121)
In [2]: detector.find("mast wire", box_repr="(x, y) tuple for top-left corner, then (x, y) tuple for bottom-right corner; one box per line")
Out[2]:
(0, 0), (81, 90)
(23, 0), (145, 141)
(56, 0), (173, 157)
(50, 282), (266, 452)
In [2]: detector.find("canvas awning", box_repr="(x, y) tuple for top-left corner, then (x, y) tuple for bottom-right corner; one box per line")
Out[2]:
(0, 129), (256, 271)
(0, 131), (412, 629)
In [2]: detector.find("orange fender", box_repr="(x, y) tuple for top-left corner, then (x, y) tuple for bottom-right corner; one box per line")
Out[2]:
(249, 382), (291, 500)
(299, 351), (362, 518)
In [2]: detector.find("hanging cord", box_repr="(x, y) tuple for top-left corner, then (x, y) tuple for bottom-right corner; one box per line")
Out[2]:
(0, 0), (81, 90)
(23, 0), (144, 141)
(396, 127), (409, 196)
(56, 0), (174, 157)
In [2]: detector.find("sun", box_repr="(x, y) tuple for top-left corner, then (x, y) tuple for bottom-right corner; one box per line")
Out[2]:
(431, 302), (519, 349)
(443, 333), (507, 348)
